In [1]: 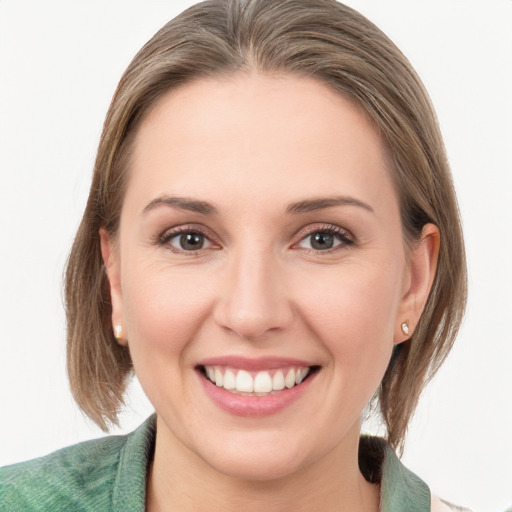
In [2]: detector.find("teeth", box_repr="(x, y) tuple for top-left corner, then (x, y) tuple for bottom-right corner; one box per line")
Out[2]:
(254, 371), (273, 393)
(272, 370), (285, 390)
(204, 366), (312, 394)
(235, 370), (253, 392)
(296, 367), (310, 384)
(214, 368), (223, 387)
(285, 369), (295, 388)
(223, 369), (236, 390)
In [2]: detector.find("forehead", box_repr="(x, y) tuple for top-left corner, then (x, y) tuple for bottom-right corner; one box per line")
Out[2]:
(126, 73), (397, 215)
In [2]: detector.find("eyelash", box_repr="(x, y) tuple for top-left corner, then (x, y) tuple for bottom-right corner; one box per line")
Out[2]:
(294, 224), (355, 253)
(156, 223), (355, 254)
(157, 224), (219, 255)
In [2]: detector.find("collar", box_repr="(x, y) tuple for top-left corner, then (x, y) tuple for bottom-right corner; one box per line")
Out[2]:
(360, 435), (431, 511)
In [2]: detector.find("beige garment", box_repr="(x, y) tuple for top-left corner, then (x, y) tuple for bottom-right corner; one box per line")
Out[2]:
(432, 494), (473, 512)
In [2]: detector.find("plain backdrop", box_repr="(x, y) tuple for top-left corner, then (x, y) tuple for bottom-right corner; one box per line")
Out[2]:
(1, 1), (511, 511)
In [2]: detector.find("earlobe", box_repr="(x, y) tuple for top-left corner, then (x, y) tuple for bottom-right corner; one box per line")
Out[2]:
(99, 228), (127, 346)
(395, 223), (440, 343)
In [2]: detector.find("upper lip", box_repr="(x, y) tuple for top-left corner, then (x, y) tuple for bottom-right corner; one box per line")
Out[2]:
(197, 356), (317, 371)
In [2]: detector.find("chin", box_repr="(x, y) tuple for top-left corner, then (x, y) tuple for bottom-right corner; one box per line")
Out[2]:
(206, 454), (306, 482)
(195, 432), (318, 482)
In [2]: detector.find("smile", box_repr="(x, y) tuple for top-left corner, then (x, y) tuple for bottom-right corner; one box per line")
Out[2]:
(202, 366), (312, 395)
(196, 358), (320, 417)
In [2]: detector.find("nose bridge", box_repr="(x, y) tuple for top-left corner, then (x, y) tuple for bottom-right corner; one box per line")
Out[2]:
(215, 240), (293, 339)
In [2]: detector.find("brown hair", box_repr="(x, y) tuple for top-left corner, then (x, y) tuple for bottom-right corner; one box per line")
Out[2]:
(65, 0), (466, 451)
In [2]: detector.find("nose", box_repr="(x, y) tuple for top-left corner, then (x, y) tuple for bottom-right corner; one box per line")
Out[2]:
(213, 246), (294, 340)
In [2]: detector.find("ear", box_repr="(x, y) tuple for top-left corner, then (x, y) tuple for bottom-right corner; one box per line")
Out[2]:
(99, 228), (127, 346)
(395, 223), (440, 343)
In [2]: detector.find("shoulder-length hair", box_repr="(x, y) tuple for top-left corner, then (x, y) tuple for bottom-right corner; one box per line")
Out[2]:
(65, 0), (466, 451)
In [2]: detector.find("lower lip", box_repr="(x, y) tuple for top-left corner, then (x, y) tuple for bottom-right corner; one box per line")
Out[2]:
(198, 370), (317, 417)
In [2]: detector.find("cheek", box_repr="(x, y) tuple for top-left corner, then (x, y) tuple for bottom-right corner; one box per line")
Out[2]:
(120, 261), (215, 359)
(293, 261), (402, 371)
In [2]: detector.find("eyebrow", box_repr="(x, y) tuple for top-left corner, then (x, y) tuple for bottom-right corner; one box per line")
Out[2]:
(142, 194), (374, 217)
(286, 196), (374, 214)
(142, 195), (218, 215)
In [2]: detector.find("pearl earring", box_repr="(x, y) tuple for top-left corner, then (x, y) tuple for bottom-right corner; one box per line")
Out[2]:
(114, 324), (123, 340)
(401, 321), (409, 336)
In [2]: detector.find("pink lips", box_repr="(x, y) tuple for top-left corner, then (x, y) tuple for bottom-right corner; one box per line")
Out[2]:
(197, 356), (318, 417)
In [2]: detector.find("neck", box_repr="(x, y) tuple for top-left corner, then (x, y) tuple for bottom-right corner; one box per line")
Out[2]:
(146, 417), (379, 512)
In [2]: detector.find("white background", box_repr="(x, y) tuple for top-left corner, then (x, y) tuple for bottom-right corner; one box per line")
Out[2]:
(0, 1), (511, 511)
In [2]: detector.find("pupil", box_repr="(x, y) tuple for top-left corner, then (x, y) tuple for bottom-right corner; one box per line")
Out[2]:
(180, 233), (204, 250)
(312, 232), (333, 250)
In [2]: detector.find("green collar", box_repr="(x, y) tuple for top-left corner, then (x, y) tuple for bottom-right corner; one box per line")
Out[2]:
(360, 435), (430, 511)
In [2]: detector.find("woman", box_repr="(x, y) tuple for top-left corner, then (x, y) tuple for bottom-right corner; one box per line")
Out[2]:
(1, 0), (469, 510)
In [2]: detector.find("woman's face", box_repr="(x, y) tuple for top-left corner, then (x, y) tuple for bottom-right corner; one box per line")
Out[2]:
(103, 74), (433, 481)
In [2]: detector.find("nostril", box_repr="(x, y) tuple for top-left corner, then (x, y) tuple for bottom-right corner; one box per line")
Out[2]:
(215, 309), (294, 341)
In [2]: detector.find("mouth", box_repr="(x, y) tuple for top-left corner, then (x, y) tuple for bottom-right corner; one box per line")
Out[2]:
(195, 357), (321, 416)
(197, 364), (320, 396)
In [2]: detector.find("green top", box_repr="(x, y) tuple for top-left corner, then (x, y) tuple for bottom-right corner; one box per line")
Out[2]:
(0, 415), (431, 511)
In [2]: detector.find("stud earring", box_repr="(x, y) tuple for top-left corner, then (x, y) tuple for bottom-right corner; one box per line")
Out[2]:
(114, 324), (123, 340)
(401, 321), (409, 336)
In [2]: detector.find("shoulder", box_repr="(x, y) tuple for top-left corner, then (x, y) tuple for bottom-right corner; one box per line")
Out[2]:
(0, 433), (127, 511)
(359, 436), (472, 512)
(0, 415), (156, 512)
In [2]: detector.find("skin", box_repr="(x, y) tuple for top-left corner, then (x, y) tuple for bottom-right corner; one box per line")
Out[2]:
(101, 73), (439, 512)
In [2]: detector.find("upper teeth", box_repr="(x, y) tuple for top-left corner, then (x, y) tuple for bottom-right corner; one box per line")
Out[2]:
(204, 366), (311, 394)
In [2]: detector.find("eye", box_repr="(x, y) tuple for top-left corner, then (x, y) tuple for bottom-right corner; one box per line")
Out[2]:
(296, 226), (354, 252)
(171, 232), (210, 251)
(160, 228), (216, 253)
